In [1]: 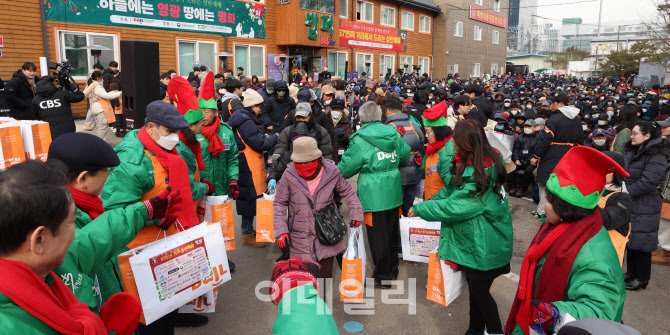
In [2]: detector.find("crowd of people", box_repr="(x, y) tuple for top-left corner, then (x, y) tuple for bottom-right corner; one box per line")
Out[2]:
(1, 61), (669, 335)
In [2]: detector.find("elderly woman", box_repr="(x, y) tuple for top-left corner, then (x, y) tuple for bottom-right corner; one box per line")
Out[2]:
(273, 137), (363, 278)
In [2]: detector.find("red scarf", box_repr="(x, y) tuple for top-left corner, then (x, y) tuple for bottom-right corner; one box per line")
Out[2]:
(505, 211), (603, 335)
(426, 135), (451, 157)
(200, 116), (225, 157)
(68, 186), (105, 220)
(138, 127), (199, 229)
(295, 159), (321, 179)
(454, 149), (497, 168)
(0, 259), (108, 334)
(178, 131), (205, 171)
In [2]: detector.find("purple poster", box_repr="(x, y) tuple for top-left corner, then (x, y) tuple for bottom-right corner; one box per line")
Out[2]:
(268, 54), (288, 81)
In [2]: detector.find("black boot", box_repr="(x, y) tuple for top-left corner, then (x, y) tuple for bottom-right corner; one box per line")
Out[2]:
(275, 251), (290, 263)
(623, 272), (635, 283)
(228, 259), (236, 272)
(625, 279), (649, 291)
(175, 313), (209, 327)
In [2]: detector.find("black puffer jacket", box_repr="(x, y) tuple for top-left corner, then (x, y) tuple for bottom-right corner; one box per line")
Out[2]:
(280, 105), (335, 139)
(623, 137), (670, 252)
(268, 120), (332, 181)
(472, 96), (494, 120)
(31, 80), (85, 139)
(512, 132), (538, 167)
(534, 106), (584, 184)
(261, 80), (296, 132)
(5, 70), (40, 120)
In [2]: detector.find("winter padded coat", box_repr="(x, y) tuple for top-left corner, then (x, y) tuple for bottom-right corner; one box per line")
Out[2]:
(329, 110), (353, 164)
(5, 69), (40, 120)
(384, 112), (424, 186)
(338, 122), (411, 212)
(508, 227), (626, 335)
(228, 108), (278, 217)
(261, 81), (296, 131)
(272, 283), (338, 335)
(280, 106), (336, 139)
(512, 132), (538, 167)
(32, 80), (85, 139)
(83, 81), (122, 115)
(53, 204), (150, 312)
(273, 159), (363, 262)
(197, 121), (240, 196)
(412, 157), (513, 271)
(534, 106), (584, 184)
(623, 137), (670, 252)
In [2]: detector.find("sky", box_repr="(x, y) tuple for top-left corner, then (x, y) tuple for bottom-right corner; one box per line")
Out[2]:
(535, 0), (659, 26)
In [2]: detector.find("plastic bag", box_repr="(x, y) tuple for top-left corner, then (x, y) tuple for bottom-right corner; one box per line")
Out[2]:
(256, 193), (275, 242)
(340, 226), (367, 303)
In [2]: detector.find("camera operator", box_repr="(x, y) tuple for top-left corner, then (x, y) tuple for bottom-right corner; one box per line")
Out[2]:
(417, 71), (431, 95)
(32, 75), (85, 139)
(5, 62), (41, 120)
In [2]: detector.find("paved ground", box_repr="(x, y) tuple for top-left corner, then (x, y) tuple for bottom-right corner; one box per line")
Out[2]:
(75, 121), (670, 334)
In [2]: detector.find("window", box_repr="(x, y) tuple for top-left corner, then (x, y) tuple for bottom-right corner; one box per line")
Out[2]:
(300, 0), (335, 14)
(472, 63), (481, 77)
(356, 53), (373, 76)
(492, 30), (499, 44)
(453, 64), (459, 74)
(356, 1), (373, 23)
(475, 0), (482, 5)
(328, 51), (347, 78)
(493, 0), (500, 12)
(474, 25), (482, 41)
(339, 0), (347, 17)
(419, 15), (431, 33)
(401, 11), (414, 30)
(178, 40), (217, 77)
(418, 57), (430, 76)
(454, 21), (464, 37)
(491, 63), (498, 75)
(400, 56), (413, 70)
(381, 6), (396, 26)
(57, 30), (119, 78)
(234, 44), (265, 79)
(380, 54), (395, 76)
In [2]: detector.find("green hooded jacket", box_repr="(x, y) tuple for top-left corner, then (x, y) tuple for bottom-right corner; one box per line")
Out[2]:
(418, 139), (454, 183)
(510, 227), (626, 334)
(197, 121), (240, 196)
(413, 158), (513, 271)
(338, 122), (411, 212)
(53, 203), (150, 312)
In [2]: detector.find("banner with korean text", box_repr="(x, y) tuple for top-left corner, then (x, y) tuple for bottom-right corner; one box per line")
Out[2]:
(339, 19), (406, 52)
(45, 0), (266, 39)
(469, 6), (507, 29)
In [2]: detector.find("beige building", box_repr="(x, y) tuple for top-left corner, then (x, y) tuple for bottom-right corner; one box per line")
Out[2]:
(432, 0), (509, 79)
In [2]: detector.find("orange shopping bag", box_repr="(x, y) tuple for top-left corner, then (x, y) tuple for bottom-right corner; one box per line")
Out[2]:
(118, 254), (146, 324)
(426, 249), (467, 307)
(256, 193), (275, 243)
(0, 123), (26, 170)
(426, 251), (446, 306)
(340, 226), (366, 303)
(15, 121), (52, 161)
(199, 195), (236, 251)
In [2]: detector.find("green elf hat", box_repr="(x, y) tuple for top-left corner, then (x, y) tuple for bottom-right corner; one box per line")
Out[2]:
(422, 101), (449, 127)
(198, 71), (218, 110)
(547, 146), (629, 209)
(167, 76), (203, 124)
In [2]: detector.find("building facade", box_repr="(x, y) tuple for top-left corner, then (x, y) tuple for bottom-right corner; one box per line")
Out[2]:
(506, 0), (536, 52)
(433, 0), (508, 79)
(0, 0), (439, 117)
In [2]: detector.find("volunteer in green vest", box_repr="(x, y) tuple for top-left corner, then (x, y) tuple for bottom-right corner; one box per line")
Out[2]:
(504, 146), (627, 335)
(0, 160), (144, 334)
(338, 101), (410, 288)
(409, 119), (513, 335)
(101, 100), (203, 334)
(197, 69), (240, 272)
(417, 100), (455, 201)
(47, 133), (180, 313)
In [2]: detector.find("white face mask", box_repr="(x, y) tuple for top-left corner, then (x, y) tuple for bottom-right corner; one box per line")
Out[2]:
(606, 111), (614, 117)
(324, 100), (331, 106)
(598, 120), (607, 126)
(150, 125), (179, 151)
(331, 110), (343, 119)
(593, 139), (606, 146)
(511, 110), (518, 115)
(661, 100), (668, 104)
(277, 91), (286, 97)
(637, 112), (642, 117)
(524, 128), (533, 135)
(582, 124), (588, 131)
(591, 113), (600, 118)
(504, 103), (511, 107)
(642, 108), (647, 113)
(526, 105), (533, 109)
(592, 106), (598, 110)
(600, 97), (605, 100)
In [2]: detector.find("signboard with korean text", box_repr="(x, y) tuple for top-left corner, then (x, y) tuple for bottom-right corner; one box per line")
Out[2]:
(469, 6), (507, 29)
(44, 0), (266, 39)
(339, 19), (406, 52)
